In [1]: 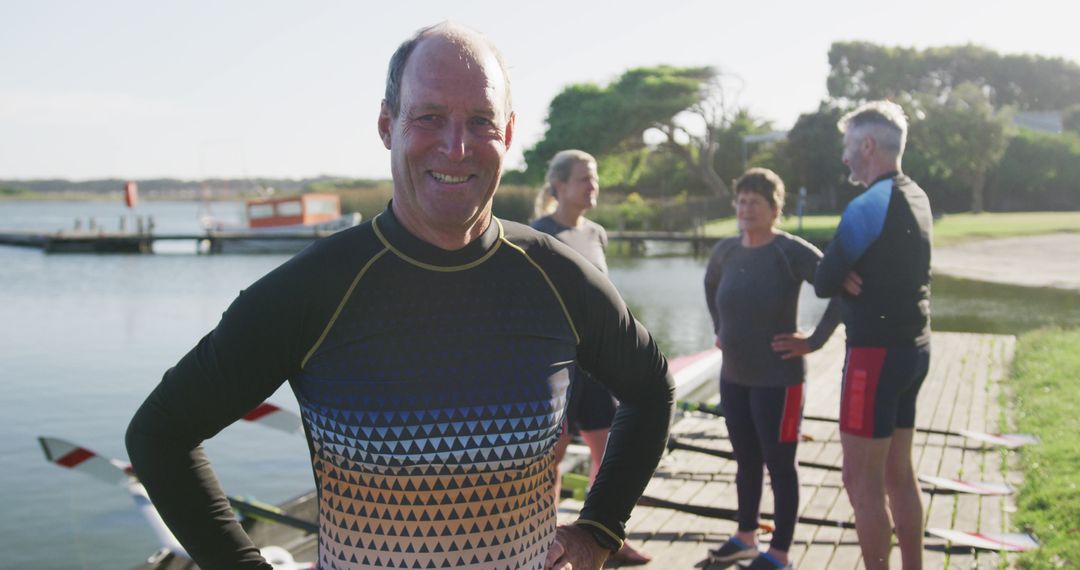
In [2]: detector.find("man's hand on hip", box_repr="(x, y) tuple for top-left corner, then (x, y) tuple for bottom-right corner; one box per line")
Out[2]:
(545, 524), (612, 570)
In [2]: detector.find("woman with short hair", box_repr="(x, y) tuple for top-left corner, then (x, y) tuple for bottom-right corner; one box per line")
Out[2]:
(704, 168), (841, 570)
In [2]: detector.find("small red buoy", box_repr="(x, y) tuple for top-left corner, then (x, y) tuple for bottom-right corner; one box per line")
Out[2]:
(124, 181), (138, 208)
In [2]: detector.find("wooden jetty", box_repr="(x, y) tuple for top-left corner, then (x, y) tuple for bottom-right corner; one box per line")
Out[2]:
(0, 230), (341, 254)
(561, 331), (1024, 569)
(129, 331), (1024, 569)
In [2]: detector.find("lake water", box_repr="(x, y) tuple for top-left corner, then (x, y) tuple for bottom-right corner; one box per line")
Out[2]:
(4, 200), (1075, 569)
(0, 200), (726, 569)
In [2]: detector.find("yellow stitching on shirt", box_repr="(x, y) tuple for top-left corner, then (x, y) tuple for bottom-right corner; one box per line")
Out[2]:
(301, 247), (390, 369)
(372, 213), (503, 272)
(500, 238), (581, 345)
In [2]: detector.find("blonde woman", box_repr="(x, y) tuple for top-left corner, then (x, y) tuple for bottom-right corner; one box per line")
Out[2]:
(532, 150), (651, 565)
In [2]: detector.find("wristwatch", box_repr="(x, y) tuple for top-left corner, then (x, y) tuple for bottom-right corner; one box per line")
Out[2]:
(574, 521), (623, 553)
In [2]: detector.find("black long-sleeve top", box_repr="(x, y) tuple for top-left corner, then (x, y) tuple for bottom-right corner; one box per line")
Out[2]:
(704, 232), (841, 386)
(126, 205), (674, 569)
(815, 172), (932, 347)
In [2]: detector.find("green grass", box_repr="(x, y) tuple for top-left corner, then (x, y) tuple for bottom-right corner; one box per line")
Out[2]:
(701, 215), (840, 243)
(933, 212), (1080, 247)
(701, 211), (1080, 248)
(1010, 327), (1080, 568)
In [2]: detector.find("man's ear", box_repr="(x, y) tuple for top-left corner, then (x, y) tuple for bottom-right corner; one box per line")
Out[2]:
(378, 100), (393, 150)
(504, 111), (515, 150)
(862, 133), (876, 156)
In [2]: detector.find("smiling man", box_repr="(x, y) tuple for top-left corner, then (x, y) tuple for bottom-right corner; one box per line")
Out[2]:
(127, 22), (674, 570)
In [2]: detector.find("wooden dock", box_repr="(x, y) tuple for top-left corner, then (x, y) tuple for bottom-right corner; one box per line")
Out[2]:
(0, 230), (340, 254)
(558, 331), (1023, 569)
(132, 331), (1025, 569)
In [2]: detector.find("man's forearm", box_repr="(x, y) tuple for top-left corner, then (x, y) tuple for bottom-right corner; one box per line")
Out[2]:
(576, 372), (674, 540)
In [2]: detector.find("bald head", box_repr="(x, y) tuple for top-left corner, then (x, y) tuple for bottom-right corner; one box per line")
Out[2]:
(384, 22), (513, 119)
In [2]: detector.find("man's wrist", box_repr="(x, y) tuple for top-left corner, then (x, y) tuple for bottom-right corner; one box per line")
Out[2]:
(573, 520), (623, 553)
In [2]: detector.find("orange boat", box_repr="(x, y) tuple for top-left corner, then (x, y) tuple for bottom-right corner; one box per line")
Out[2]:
(202, 193), (361, 253)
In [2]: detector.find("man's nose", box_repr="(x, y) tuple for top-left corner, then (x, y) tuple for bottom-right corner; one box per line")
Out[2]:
(441, 121), (469, 162)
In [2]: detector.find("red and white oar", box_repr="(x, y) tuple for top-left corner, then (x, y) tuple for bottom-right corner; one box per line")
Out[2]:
(925, 528), (1040, 552)
(636, 492), (1038, 552)
(39, 436), (189, 560)
(38, 436), (314, 569)
(242, 402), (303, 434)
(669, 437), (1016, 496)
(918, 474), (1014, 496)
(678, 401), (1040, 449)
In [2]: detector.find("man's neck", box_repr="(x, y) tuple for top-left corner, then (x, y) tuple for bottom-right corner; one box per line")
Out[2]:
(391, 202), (491, 251)
(865, 157), (902, 186)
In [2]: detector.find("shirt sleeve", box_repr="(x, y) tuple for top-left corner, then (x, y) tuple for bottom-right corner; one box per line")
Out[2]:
(789, 237), (842, 351)
(815, 184), (890, 298)
(125, 245), (346, 569)
(703, 240), (731, 335)
(529, 238), (674, 544)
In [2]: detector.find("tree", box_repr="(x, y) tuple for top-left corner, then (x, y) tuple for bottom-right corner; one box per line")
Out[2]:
(988, 130), (1080, 210)
(523, 66), (762, 199)
(828, 42), (1080, 111)
(779, 104), (849, 209)
(910, 83), (1012, 213)
(522, 66), (707, 186)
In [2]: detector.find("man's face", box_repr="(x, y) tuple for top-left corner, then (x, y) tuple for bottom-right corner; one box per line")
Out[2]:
(556, 160), (599, 212)
(842, 128), (869, 186)
(379, 36), (514, 240)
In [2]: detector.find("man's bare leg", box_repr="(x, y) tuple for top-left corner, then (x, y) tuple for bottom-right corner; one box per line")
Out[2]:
(580, 428), (610, 485)
(550, 429), (572, 505)
(842, 432), (893, 570)
(885, 428), (923, 570)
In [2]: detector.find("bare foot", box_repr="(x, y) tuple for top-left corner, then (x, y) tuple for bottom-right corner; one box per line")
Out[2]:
(610, 541), (652, 565)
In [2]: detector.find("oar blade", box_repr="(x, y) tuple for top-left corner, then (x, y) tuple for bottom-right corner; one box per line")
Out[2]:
(918, 474), (1014, 496)
(243, 402), (303, 434)
(956, 430), (1040, 449)
(38, 436), (130, 485)
(925, 528), (1039, 552)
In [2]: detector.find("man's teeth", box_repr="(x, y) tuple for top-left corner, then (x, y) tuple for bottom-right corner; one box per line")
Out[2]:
(431, 172), (469, 184)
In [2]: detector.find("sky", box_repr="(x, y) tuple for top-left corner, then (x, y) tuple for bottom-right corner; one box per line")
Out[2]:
(2, 0), (1078, 181)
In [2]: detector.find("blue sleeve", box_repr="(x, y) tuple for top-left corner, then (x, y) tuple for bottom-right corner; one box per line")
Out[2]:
(815, 181), (890, 297)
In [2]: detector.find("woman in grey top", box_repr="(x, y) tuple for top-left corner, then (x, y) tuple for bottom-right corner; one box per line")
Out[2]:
(532, 149), (651, 565)
(703, 168), (840, 570)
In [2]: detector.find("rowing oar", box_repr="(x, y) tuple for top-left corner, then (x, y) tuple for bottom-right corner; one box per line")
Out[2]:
(668, 437), (1015, 495)
(634, 495), (1039, 551)
(677, 401), (1039, 449)
(667, 437), (841, 472)
(228, 496), (318, 534)
(637, 494), (854, 530)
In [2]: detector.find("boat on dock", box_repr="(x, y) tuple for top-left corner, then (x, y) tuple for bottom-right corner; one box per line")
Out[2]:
(200, 193), (360, 254)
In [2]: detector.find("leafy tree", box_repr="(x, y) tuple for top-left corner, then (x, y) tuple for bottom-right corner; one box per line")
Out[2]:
(828, 42), (1080, 111)
(522, 67), (706, 185)
(523, 66), (762, 199)
(778, 104), (849, 210)
(987, 130), (1080, 210)
(910, 83), (1012, 212)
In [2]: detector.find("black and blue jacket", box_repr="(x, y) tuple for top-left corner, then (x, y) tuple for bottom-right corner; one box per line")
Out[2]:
(815, 172), (932, 347)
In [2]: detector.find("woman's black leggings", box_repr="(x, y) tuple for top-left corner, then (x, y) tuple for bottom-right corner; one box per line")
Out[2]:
(720, 380), (803, 552)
